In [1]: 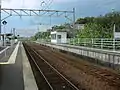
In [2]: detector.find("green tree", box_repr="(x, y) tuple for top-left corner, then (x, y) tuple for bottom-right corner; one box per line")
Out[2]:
(77, 23), (113, 38)
(76, 11), (120, 38)
(33, 31), (50, 40)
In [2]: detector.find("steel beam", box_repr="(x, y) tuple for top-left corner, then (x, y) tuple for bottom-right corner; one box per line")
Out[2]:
(1, 8), (74, 17)
(0, 8), (75, 34)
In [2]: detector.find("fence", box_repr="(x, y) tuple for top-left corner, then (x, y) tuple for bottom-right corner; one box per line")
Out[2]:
(37, 38), (120, 50)
(67, 38), (120, 50)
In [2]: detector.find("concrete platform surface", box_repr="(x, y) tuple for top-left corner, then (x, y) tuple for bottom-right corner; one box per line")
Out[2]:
(0, 42), (38, 90)
(21, 44), (38, 90)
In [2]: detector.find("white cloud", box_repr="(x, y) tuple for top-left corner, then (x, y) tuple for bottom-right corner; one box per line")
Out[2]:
(17, 29), (37, 37)
(16, 25), (51, 37)
(1, 0), (77, 9)
(2, 0), (41, 8)
(53, 0), (78, 3)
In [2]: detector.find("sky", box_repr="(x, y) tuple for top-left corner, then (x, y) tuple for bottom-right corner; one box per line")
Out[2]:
(1, 0), (120, 37)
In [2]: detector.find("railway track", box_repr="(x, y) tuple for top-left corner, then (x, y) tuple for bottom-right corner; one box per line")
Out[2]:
(23, 43), (80, 90)
(47, 50), (120, 86)
(25, 42), (120, 90)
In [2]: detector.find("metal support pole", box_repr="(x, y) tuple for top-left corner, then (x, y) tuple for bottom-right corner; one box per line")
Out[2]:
(78, 38), (80, 45)
(0, 0), (1, 37)
(50, 16), (51, 25)
(113, 24), (115, 39)
(3, 25), (6, 56)
(73, 8), (75, 28)
(113, 38), (115, 50)
(101, 38), (103, 49)
(12, 28), (14, 43)
(73, 8), (76, 38)
(92, 38), (94, 47)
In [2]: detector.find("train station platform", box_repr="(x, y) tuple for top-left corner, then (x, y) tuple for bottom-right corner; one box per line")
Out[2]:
(0, 42), (38, 90)
(36, 42), (120, 70)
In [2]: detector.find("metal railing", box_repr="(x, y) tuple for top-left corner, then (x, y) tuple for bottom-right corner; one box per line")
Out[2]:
(37, 38), (120, 50)
(67, 38), (120, 50)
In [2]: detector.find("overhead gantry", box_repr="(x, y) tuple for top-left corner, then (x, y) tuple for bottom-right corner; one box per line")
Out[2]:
(0, 8), (75, 33)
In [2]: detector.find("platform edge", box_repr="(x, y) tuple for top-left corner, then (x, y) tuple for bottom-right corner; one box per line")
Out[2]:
(21, 43), (38, 90)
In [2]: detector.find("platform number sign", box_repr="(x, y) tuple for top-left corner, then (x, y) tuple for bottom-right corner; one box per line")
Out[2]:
(2, 20), (7, 25)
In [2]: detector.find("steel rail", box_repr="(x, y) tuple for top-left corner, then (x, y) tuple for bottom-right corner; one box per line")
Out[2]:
(25, 46), (54, 90)
(31, 47), (80, 90)
(44, 46), (120, 87)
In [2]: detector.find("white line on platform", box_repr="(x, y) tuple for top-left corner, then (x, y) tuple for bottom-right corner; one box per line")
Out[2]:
(0, 46), (10, 54)
(0, 42), (20, 64)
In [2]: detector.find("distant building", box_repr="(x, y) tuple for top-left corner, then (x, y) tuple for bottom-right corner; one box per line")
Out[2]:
(0, 33), (13, 46)
(51, 31), (67, 44)
(47, 29), (52, 32)
(50, 24), (85, 40)
(113, 24), (120, 39)
(74, 24), (84, 30)
(114, 32), (120, 38)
